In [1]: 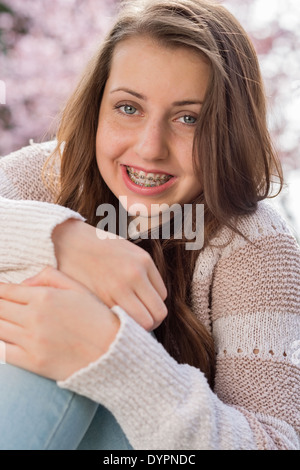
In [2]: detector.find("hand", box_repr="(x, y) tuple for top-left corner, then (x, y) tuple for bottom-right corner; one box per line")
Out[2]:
(47, 218), (167, 331)
(0, 269), (120, 381)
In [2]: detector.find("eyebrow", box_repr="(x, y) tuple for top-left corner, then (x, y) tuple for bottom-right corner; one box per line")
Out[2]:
(110, 87), (203, 106)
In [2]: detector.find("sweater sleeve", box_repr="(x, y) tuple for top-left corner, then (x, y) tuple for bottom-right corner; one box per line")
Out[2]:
(0, 142), (84, 282)
(58, 206), (300, 450)
(59, 306), (258, 450)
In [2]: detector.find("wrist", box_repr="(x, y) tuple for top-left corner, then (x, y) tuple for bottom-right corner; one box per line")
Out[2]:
(78, 305), (121, 371)
(101, 309), (121, 355)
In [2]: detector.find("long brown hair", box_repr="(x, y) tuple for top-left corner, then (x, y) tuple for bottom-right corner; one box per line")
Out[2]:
(45, 0), (283, 387)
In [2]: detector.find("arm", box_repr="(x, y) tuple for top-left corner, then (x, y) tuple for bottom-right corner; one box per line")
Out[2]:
(0, 142), (167, 325)
(0, 196), (84, 283)
(0, 140), (57, 202)
(0, 141), (85, 282)
(57, 208), (300, 450)
(0, 208), (298, 449)
(60, 307), (259, 450)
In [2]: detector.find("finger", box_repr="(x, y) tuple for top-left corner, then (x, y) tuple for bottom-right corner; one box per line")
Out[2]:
(23, 267), (89, 294)
(134, 279), (168, 328)
(0, 318), (25, 345)
(0, 300), (27, 326)
(0, 283), (32, 304)
(4, 343), (29, 371)
(111, 288), (162, 331)
(147, 263), (168, 301)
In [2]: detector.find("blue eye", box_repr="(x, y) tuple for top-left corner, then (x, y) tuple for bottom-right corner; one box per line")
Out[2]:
(178, 115), (197, 125)
(121, 105), (137, 115)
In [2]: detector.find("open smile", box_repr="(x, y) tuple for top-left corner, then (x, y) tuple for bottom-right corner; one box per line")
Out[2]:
(121, 165), (177, 195)
(126, 165), (173, 187)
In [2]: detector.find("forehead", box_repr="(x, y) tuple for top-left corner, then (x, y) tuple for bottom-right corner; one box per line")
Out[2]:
(106, 36), (211, 99)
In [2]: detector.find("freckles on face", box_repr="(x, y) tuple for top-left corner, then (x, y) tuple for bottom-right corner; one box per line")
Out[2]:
(95, 36), (211, 210)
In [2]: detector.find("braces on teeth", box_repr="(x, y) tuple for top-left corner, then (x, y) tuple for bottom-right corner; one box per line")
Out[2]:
(126, 166), (172, 187)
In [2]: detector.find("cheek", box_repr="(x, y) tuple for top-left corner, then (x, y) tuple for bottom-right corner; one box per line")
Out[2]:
(180, 153), (197, 179)
(96, 118), (128, 164)
(181, 154), (202, 197)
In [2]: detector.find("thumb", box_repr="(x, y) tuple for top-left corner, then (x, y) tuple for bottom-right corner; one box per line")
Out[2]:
(22, 266), (89, 293)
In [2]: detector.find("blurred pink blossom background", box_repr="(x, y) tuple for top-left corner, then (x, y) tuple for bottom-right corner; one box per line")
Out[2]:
(0, 0), (117, 155)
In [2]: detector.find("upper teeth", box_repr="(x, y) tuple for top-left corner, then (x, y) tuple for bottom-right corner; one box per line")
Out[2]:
(127, 166), (172, 182)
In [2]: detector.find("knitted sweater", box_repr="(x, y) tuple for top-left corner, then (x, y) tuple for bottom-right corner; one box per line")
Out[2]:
(0, 141), (299, 450)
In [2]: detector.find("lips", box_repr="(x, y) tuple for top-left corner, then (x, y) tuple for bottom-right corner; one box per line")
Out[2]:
(121, 164), (177, 195)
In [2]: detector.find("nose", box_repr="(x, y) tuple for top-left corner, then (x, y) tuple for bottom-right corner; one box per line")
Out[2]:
(134, 119), (169, 162)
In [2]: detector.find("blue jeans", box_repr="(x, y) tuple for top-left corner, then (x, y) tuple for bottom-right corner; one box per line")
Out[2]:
(0, 364), (132, 450)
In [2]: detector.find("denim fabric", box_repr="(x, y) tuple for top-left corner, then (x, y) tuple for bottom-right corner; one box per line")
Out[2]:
(0, 364), (132, 450)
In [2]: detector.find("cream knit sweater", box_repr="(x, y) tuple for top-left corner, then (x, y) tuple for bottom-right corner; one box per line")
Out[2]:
(0, 141), (299, 450)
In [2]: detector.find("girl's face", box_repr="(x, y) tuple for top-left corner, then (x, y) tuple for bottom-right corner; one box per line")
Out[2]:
(96, 36), (210, 217)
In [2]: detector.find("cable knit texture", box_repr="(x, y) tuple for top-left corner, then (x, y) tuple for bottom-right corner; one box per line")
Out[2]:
(0, 141), (299, 450)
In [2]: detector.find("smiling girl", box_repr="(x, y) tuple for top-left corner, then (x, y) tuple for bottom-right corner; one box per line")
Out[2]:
(0, 0), (299, 450)
(96, 37), (210, 211)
